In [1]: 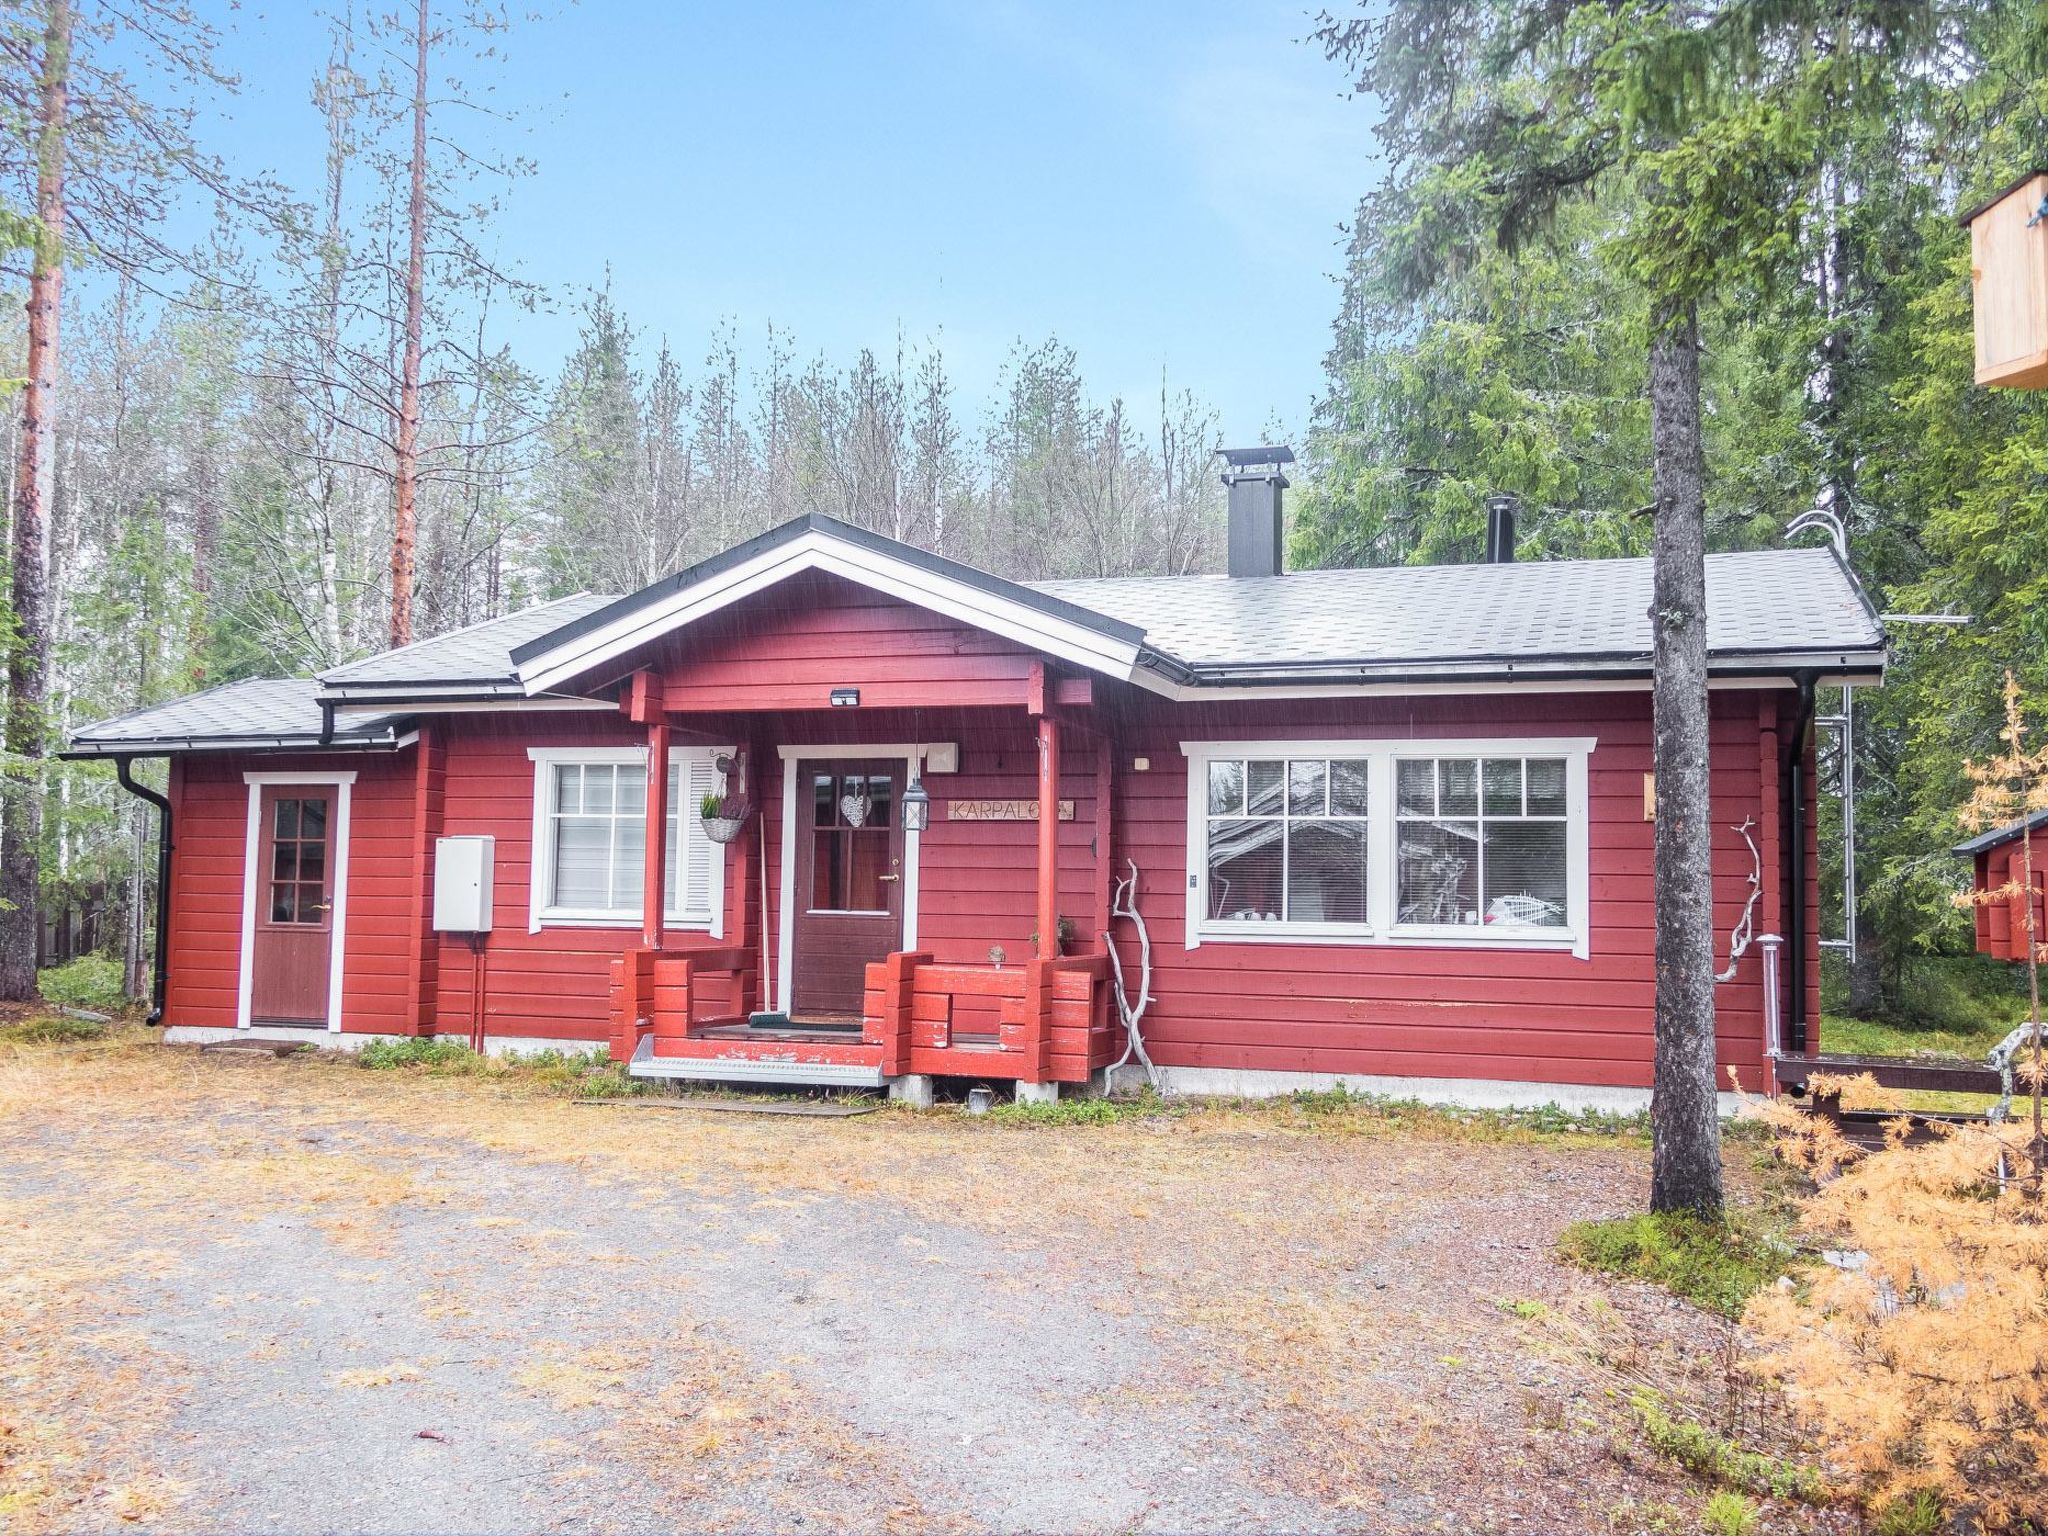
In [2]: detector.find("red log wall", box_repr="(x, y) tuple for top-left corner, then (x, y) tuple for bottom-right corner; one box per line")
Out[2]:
(159, 579), (1818, 1090)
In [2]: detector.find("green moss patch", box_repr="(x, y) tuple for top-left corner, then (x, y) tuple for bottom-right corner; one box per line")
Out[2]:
(1558, 1211), (1798, 1318)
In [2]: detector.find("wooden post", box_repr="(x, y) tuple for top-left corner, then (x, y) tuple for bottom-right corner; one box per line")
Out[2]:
(644, 722), (670, 951)
(1092, 732), (1113, 952)
(404, 721), (446, 1036)
(1036, 712), (1060, 957)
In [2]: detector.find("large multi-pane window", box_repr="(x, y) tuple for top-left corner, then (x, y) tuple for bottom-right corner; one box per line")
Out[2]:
(1394, 756), (1568, 930)
(529, 748), (726, 930)
(1204, 757), (1370, 927)
(1183, 740), (1587, 949)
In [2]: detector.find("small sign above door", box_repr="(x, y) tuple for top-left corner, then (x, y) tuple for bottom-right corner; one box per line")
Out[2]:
(946, 799), (1076, 822)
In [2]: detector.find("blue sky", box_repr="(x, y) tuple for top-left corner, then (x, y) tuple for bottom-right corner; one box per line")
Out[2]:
(211, 1), (1383, 440)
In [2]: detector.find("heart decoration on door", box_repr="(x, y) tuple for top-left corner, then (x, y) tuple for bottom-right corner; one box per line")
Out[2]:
(840, 789), (872, 828)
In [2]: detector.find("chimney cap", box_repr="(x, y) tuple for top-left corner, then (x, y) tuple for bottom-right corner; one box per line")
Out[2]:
(1216, 445), (1295, 470)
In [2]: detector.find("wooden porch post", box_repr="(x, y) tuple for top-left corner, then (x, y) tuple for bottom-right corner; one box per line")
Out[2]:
(1092, 732), (1113, 952)
(644, 721), (669, 951)
(1037, 712), (1060, 957)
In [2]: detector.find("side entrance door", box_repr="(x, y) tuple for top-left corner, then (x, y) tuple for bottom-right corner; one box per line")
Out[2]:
(790, 759), (905, 1021)
(250, 785), (337, 1026)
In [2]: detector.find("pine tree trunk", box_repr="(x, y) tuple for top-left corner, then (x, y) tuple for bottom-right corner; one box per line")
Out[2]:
(1647, 296), (1724, 1219)
(0, 0), (72, 1002)
(389, 0), (430, 649)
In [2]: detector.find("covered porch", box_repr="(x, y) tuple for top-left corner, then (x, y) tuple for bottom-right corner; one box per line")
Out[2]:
(606, 658), (1125, 1095)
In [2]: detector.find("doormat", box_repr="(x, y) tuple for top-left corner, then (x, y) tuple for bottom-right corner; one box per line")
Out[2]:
(572, 1096), (879, 1118)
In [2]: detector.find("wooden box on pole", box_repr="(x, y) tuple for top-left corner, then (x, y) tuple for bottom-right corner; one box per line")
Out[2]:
(1964, 168), (2048, 389)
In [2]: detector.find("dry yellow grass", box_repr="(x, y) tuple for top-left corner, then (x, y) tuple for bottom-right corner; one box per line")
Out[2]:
(0, 1027), (1821, 1532)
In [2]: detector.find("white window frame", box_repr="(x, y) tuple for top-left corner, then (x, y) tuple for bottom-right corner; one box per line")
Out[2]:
(1181, 737), (1593, 959)
(526, 745), (728, 935)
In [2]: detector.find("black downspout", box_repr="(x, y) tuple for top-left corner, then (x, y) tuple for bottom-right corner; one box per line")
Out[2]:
(114, 756), (173, 1025)
(1786, 673), (1819, 1054)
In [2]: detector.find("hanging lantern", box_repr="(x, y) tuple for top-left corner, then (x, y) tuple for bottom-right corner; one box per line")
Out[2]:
(902, 775), (930, 833)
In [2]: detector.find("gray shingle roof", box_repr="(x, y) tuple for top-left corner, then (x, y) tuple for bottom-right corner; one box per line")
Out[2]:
(65, 678), (409, 757)
(1954, 809), (2048, 857)
(1033, 548), (1882, 675)
(70, 529), (1888, 756)
(320, 592), (614, 693)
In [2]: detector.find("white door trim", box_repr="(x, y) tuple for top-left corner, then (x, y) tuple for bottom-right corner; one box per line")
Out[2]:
(237, 770), (357, 1032)
(774, 744), (927, 1014)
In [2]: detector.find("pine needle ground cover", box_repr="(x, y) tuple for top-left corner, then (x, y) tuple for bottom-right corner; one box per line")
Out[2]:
(1, 1024), (1866, 1534)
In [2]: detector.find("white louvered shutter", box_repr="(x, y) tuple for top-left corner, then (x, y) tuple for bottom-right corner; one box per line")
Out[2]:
(664, 754), (724, 927)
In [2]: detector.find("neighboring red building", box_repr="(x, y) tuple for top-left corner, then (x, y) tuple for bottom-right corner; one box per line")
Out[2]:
(70, 468), (1885, 1108)
(1958, 813), (2048, 962)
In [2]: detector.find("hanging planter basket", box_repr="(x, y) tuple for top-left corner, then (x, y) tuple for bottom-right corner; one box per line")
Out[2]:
(699, 794), (753, 845)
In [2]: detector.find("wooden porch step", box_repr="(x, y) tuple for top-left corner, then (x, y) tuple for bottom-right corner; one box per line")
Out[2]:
(629, 1035), (886, 1088)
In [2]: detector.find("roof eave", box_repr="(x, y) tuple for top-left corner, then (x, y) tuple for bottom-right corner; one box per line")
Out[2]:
(62, 728), (418, 761)
(1164, 647), (1889, 690)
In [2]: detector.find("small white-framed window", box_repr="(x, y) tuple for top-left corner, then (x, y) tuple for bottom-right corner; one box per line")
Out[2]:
(527, 746), (727, 933)
(1181, 738), (1591, 955)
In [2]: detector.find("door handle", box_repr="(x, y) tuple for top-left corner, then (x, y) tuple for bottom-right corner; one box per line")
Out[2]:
(877, 874), (899, 883)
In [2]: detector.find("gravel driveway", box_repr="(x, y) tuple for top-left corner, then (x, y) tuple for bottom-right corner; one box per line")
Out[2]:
(0, 1033), (1835, 1535)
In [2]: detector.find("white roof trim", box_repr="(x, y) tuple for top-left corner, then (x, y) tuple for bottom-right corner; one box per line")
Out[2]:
(513, 530), (1147, 696)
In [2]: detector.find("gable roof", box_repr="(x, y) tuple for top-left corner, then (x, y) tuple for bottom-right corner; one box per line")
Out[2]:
(1954, 810), (2048, 858)
(64, 678), (411, 759)
(507, 514), (1151, 696)
(1033, 546), (1883, 682)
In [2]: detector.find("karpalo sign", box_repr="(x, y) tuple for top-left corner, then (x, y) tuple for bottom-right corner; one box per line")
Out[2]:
(945, 799), (1077, 822)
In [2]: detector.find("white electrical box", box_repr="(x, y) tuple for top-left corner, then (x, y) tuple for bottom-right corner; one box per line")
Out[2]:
(433, 835), (495, 932)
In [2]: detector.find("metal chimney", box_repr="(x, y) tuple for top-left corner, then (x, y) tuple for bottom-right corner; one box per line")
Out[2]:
(1484, 494), (1518, 563)
(1218, 445), (1295, 578)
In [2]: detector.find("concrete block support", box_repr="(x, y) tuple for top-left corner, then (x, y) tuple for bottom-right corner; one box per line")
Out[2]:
(1013, 1081), (1060, 1106)
(887, 1074), (936, 1110)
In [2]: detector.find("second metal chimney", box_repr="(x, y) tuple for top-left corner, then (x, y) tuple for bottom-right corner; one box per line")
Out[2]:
(1485, 493), (1518, 563)
(1218, 445), (1295, 578)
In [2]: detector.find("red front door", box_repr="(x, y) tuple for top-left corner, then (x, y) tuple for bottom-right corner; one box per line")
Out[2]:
(791, 760), (905, 1020)
(250, 786), (336, 1026)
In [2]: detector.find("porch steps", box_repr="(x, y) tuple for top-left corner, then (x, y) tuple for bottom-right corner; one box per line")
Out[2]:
(628, 1035), (886, 1088)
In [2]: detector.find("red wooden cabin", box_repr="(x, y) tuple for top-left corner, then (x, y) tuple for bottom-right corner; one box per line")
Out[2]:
(71, 466), (1884, 1108)
(1958, 813), (2048, 962)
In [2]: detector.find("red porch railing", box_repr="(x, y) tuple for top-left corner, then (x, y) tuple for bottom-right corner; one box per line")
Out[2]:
(609, 944), (754, 1062)
(862, 951), (1115, 1084)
